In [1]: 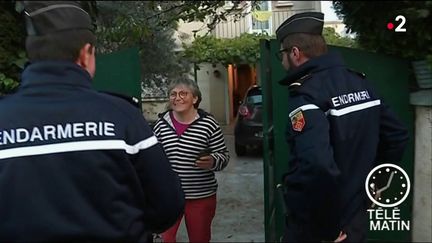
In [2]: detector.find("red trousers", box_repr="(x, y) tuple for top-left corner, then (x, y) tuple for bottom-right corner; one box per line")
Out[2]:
(162, 194), (216, 243)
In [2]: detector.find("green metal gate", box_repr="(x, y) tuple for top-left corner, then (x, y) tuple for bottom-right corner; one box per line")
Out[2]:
(92, 47), (142, 108)
(261, 39), (415, 242)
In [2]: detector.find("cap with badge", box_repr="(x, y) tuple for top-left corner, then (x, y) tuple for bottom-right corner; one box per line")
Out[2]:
(21, 1), (94, 36)
(275, 12), (324, 42)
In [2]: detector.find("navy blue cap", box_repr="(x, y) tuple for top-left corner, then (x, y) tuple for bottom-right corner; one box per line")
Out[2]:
(276, 12), (324, 42)
(22, 1), (93, 36)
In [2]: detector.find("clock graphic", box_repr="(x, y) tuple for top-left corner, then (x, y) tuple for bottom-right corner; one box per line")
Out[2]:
(365, 163), (411, 208)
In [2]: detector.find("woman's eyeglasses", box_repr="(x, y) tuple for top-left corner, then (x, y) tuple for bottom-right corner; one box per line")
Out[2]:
(169, 91), (189, 100)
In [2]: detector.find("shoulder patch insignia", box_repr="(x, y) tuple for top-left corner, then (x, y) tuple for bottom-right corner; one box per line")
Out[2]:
(288, 82), (302, 91)
(290, 110), (305, 132)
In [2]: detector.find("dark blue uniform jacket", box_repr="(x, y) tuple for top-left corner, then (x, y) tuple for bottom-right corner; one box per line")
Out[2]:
(280, 52), (409, 241)
(0, 61), (185, 242)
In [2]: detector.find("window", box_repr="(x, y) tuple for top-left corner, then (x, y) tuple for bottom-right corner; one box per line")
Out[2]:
(276, 1), (294, 7)
(250, 1), (272, 35)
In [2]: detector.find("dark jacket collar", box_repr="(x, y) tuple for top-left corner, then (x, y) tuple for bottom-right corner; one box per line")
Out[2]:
(158, 109), (211, 131)
(158, 108), (211, 120)
(20, 61), (93, 89)
(279, 51), (346, 85)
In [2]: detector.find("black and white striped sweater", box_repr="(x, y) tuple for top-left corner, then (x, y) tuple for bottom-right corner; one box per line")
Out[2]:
(153, 109), (230, 199)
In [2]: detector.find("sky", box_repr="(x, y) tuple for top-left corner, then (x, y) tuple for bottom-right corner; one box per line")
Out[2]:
(321, 1), (342, 21)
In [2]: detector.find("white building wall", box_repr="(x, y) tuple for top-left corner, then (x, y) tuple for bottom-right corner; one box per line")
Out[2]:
(195, 63), (229, 125)
(209, 64), (229, 125)
(195, 64), (212, 114)
(174, 20), (209, 50)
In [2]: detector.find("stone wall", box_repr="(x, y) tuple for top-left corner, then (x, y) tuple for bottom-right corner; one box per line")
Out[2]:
(411, 106), (432, 242)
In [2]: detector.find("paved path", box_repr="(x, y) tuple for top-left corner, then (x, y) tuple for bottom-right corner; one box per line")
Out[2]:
(176, 133), (265, 242)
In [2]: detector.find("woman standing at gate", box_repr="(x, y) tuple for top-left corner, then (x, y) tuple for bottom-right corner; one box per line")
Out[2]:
(153, 77), (230, 243)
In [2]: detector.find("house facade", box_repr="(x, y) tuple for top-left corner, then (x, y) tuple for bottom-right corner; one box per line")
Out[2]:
(214, 1), (321, 38)
(200, 1), (321, 125)
(143, 1), (321, 124)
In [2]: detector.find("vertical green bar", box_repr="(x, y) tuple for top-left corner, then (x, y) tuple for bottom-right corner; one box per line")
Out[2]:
(93, 47), (142, 107)
(269, 39), (291, 242)
(260, 39), (275, 242)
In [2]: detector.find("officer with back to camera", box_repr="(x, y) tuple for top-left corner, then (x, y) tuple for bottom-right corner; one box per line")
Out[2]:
(0, 1), (184, 241)
(275, 12), (409, 242)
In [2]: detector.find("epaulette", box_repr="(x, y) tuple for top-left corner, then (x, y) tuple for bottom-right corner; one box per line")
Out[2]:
(288, 73), (312, 91)
(101, 91), (140, 109)
(348, 68), (366, 79)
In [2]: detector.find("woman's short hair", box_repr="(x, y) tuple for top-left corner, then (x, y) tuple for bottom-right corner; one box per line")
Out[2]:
(168, 77), (202, 109)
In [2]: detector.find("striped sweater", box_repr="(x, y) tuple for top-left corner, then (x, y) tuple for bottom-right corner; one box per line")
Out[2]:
(153, 109), (230, 199)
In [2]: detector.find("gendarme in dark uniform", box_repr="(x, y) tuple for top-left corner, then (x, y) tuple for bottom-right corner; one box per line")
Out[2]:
(0, 1), (184, 241)
(275, 12), (409, 242)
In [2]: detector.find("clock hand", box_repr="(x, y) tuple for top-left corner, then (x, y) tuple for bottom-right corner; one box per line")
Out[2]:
(371, 171), (396, 208)
(376, 171), (396, 194)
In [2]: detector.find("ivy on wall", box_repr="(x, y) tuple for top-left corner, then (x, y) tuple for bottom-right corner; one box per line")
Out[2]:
(182, 33), (272, 66)
(182, 28), (359, 66)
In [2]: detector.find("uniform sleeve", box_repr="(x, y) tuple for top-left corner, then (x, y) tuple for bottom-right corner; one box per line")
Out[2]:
(283, 101), (341, 241)
(209, 121), (230, 171)
(127, 114), (184, 233)
(375, 101), (409, 164)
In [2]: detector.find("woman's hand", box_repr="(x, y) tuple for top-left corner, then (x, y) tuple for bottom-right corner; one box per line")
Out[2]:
(195, 155), (215, 169)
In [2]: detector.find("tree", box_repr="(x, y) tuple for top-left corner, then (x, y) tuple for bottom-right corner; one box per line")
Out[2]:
(91, 1), (260, 96)
(0, 0), (260, 95)
(333, 1), (432, 64)
(0, 1), (25, 95)
(94, 1), (190, 91)
(323, 27), (358, 49)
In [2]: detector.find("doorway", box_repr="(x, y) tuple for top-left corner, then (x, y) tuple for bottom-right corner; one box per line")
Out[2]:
(228, 64), (257, 123)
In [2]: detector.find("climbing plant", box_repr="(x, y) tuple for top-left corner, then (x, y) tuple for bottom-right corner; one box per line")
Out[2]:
(183, 27), (359, 66)
(182, 33), (272, 66)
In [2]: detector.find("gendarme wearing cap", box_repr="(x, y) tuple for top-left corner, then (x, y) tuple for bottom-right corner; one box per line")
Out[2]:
(276, 12), (324, 42)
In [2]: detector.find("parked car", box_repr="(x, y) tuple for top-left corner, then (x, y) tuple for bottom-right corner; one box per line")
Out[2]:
(234, 85), (263, 156)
